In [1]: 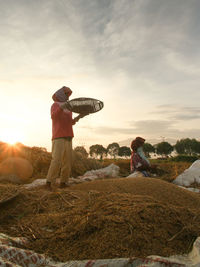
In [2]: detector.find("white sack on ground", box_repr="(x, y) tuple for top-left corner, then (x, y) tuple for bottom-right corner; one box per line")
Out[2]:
(173, 160), (200, 187)
(1, 233), (200, 266)
(79, 163), (120, 181)
(179, 186), (200, 193)
(126, 171), (145, 178)
(24, 178), (46, 189)
(24, 164), (120, 189)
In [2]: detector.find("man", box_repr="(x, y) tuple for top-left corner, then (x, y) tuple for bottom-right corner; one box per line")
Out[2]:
(130, 137), (151, 177)
(46, 86), (86, 189)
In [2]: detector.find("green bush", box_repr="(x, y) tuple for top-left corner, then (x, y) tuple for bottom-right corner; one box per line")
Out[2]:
(170, 155), (199, 163)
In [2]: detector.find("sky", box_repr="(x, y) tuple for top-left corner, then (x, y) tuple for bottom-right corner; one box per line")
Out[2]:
(1, 0), (200, 151)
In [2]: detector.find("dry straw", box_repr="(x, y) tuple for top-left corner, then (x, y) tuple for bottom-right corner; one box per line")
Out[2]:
(0, 178), (200, 262)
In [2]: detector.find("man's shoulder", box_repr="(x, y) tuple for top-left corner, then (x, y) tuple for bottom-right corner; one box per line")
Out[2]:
(51, 102), (60, 109)
(52, 101), (59, 106)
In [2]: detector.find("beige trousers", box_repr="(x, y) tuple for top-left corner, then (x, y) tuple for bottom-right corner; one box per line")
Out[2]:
(46, 138), (72, 184)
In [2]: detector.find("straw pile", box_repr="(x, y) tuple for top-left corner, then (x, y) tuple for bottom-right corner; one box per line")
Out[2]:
(0, 177), (200, 262)
(0, 184), (20, 204)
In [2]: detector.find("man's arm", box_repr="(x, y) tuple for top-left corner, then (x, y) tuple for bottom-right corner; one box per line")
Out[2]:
(72, 113), (89, 124)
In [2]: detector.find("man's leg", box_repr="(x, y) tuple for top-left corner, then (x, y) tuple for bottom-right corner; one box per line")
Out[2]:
(46, 138), (65, 185)
(60, 139), (72, 186)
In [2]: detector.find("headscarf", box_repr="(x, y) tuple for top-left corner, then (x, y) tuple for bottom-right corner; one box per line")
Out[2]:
(52, 86), (72, 102)
(131, 137), (145, 151)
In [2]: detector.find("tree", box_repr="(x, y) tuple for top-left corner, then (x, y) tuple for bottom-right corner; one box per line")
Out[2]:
(118, 146), (131, 158)
(74, 146), (88, 158)
(191, 139), (200, 154)
(174, 138), (200, 155)
(89, 144), (107, 159)
(107, 142), (120, 158)
(155, 141), (173, 157)
(143, 143), (155, 158)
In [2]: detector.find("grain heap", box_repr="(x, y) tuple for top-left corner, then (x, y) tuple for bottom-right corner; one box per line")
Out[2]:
(0, 177), (200, 262)
(0, 184), (20, 205)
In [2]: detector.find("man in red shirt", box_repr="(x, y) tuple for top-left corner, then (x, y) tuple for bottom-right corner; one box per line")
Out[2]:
(46, 86), (85, 190)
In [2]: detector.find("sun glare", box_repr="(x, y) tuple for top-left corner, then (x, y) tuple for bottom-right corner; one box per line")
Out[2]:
(0, 131), (25, 145)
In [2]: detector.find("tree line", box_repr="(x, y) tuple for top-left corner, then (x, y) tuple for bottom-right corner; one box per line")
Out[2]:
(74, 138), (200, 159)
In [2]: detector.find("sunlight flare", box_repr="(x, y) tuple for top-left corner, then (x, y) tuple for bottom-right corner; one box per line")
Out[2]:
(0, 130), (25, 145)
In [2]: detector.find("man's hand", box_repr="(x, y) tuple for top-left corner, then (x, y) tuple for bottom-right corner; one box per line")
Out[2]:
(73, 113), (89, 123)
(79, 113), (89, 118)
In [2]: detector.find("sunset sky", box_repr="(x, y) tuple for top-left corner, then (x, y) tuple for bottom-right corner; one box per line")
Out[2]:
(1, 0), (200, 151)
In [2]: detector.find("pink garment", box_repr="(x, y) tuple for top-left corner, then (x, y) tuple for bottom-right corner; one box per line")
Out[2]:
(130, 150), (150, 173)
(51, 102), (74, 140)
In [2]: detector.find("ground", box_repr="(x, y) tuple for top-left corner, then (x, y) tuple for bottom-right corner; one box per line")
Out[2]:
(0, 176), (200, 262)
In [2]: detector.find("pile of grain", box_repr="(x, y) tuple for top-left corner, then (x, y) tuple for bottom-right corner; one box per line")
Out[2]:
(0, 184), (20, 204)
(0, 177), (200, 262)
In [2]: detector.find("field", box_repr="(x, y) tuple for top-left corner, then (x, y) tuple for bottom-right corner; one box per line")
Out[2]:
(0, 142), (193, 182)
(0, 177), (200, 262)
(102, 158), (192, 182)
(0, 143), (200, 263)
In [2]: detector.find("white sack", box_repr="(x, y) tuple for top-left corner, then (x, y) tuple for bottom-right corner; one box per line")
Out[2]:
(126, 171), (145, 178)
(24, 164), (120, 189)
(173, 160), (200, 187)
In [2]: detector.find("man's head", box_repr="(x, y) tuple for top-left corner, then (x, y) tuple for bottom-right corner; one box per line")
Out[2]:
(52, 86), (72, 102)
(131, 136), (145, 151)
(135, 136), (145, 145)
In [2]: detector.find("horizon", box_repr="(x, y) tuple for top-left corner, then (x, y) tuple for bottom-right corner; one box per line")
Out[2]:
(1, 136), (199, 154)
(1, 0), (200, 152)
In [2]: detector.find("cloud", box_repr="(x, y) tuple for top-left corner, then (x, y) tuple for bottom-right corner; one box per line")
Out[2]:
(1, 0), (200, 150)
(0, 0), (96, 77)
(89, 118), (200, 142)
(118, 137), (178, 147)
(154, 105), (200, 121)
(58, 0), (200, 104)
(92, 119), (176, 136)
(2, 0), (200, 92)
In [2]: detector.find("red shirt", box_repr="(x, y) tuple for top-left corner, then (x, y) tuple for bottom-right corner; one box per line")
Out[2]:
(51, 102), (74, 140)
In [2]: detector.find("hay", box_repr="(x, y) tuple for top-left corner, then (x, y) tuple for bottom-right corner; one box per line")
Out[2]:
(72, 177), (200, 209)
(0, 178), (200, 262)
(0, 184), (20, 204)
(0, 157), (33, 181)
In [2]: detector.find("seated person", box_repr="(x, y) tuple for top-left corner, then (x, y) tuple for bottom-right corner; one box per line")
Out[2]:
(130, 137), (151, 177)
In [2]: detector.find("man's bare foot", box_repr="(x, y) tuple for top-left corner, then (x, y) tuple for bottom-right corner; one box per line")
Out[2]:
(59, 182), (70, 189)
(45, 181), (52, 190)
